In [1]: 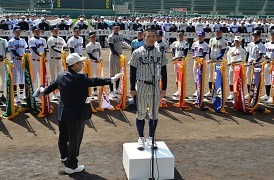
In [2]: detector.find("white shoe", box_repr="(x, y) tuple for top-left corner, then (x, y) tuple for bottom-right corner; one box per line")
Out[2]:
(14, 96), (20, 103)
(193, 91), (198, 97)
(244, 94), (249, 100)
(267, 97), (273, 104)
(109, 91), (117, 99)
(204, 91), (212, 97)
(146, 136), (157, 149)
(173, 91), (179, 97)
(137, 137), (145, 151)
(65, 165), (85, 174)
(260, 95), (270, 101)
(19, 94), (26, 100)
(227, 93), (234, 101)
(52, 94), (58, 100)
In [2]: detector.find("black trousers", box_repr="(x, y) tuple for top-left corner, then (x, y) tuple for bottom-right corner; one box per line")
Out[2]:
(187, 38), (194, 50)
(58, 120), (85, 169)
(99, 35), (106, 48)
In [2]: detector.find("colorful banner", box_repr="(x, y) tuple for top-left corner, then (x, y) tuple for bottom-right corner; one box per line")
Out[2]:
(233, 63), (247, 112)
(38, 54), (53, 117)
(195, 58), (210, 110)
(173, 58), (191, 110)
(83, 59), (97, 113)
(116, 55), (127, 110)
(247, 63), (270, 114)
(212, 61), (227, 113)
(2, 59), (19, 119)
(97, 61), (115, 111)
(61, 51), (67, 71)
(271, 61), (274, 104)
(21, 54), (39, 112)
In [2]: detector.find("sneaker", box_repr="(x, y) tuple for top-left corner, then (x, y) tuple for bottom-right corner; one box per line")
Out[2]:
(19, 94), (26, 100)
(193, 91), (198, 97)
(137, 137), (145, 151)
(109, 91), (117, 99)
(227, 93), (234, 101)
(14, 96), (20, 103)
(267, 97), (273, 104)
(172, 91), (179, 97)
(260, 94), (270, 101)
(146, 136), (158, 149)
(244, 94), (249, 100)
(65, 165), (85, 174)
(204, 91), (212, 97)
(52, 94), (58, 101)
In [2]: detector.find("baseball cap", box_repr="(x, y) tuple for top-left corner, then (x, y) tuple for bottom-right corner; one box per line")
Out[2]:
(118, 16), (122, 20)
(80, 18), (84, 21)
(50, 25), (58, 31)
(66, 53), (86, 66)
(89, 31), (96, 36)
(252, 30), (261, 36)
(112, 23), (119, 27)
(73, 26), (80, 31)
(156, 30), (163, 36)
(177, 29), (185, 34)
(32, 26), (41, 31)
(234, 36), (242, 41)
(197, 30), (205, 36)
(216, 29), (223, 33)
(13, 26), (21, 31)
(100, 16), (104, 19)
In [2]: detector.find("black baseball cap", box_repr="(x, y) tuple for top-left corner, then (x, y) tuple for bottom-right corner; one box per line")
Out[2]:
(177, 29), (185, 34)
(50, 25), (59, 31)
(252, 30), (261, 36)
(156, 30), (163, 36)
(13, 26), (21, 31)
(32, 26), (41, 31)
(89, 31), (96, 36)
(73, 26), (80, 31)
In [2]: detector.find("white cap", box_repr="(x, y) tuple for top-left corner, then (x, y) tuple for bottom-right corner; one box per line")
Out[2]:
(41, 17), (45, 20)
(118, 16), (122, 19)
(136, 17), (140, 20)
(21, 16), (25, 18)
(60, 18), (64, 21)
(100, 16), (104, 19)
(80, 17), (84, 21)
(153, 19), (157, 21)
(234, 36), (242, 41)
(66, 53), (86, 66)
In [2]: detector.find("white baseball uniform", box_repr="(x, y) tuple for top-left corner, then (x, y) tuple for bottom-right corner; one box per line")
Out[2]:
(67, 36), (83, 56)
(85, 41), (102, 78)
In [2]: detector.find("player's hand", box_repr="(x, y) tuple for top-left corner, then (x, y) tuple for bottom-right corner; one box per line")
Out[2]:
(39, 87), (45, 94)
(130, 90), (136, 97)
(113, 73), (123, 81)
(160, 90), (166, 99)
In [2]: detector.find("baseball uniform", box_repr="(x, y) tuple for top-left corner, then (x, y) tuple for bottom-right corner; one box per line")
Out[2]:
(67, 36), (83, 56)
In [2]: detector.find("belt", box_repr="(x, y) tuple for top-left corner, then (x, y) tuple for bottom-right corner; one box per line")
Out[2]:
(137, 80), (158, 85)
(32, 59), (40, 61)
(50, 57), (61, 60)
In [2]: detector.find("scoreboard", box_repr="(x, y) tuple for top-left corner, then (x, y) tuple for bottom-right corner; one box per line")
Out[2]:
(54, 0), (112, 9)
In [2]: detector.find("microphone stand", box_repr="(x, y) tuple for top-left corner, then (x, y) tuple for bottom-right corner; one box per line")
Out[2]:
(149, 47), (164, 180)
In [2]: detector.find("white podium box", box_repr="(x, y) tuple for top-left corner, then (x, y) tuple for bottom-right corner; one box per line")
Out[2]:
(123, 141), (174, 180)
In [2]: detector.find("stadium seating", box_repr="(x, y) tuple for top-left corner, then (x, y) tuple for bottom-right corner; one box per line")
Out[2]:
(216, 0), (236, 14)
(0, 0), (31, 10)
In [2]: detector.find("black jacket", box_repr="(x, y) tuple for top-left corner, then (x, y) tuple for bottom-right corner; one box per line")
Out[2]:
(186, 26), (195, 32)
(97, 22), (108, 30)
(38, 22), (50, 31)
(43, 69), (112, 121)
(237, 26), (247, 33)
(58, 23), (70, 30)
(18, 21), (29, 31)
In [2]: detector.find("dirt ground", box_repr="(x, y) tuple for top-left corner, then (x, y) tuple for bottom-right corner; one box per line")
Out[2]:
(1, 49), (274, 180)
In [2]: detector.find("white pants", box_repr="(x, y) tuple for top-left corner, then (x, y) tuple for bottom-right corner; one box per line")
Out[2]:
(0, 62), (5, 92)
(90, 61), (100, 77)
(193, 61), (198, 83)
(48, 58), (63, 82)
(32, 60), (40, 91)
(12, 59), (25, 85)
(229, 65), (234, 85)
(207, 61), (213, 82)
(264, 63), (271, 86)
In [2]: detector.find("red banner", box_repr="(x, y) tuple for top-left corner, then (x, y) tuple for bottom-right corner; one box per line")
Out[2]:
(233, 63), (247, 112)
(38, 54), (53, 117)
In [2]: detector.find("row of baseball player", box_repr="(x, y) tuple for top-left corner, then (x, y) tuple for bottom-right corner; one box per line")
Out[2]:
(0, 23), (274, 105)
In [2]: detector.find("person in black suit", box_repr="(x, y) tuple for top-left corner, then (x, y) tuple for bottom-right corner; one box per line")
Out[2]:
(186, 22), (195, 49)
(97, 16), (109, 48)
(237, 22), (248, 48)
(39, 53), (122, 174)
(203, 23), (212, 44)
